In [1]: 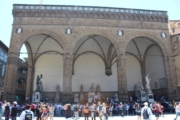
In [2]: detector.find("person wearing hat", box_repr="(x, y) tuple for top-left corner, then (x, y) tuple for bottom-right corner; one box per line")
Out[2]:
(11, 101), (18, 120)
(141, 102), (152, 120)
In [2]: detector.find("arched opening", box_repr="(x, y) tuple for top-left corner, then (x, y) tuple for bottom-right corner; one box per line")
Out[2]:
(125, 37), (167, 100)
(72, 35), (118, 94)
(17, 34), (64, 102)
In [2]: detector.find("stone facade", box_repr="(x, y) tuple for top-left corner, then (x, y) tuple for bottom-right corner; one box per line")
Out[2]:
(3, 4), (179, 102)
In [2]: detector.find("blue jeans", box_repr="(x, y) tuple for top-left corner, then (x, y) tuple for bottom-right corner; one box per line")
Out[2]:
(175, 112), (180, 119)
(5, 114), (9, 120)
(57, 109), (61, 116)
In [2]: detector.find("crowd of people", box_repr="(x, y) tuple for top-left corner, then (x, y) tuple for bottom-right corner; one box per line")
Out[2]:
(0, 100), (179, 120)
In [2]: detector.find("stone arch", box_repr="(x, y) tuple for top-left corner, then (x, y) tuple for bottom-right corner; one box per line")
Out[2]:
(16, 29), (67, 54)
(124, 32), (168, 57)
(71, 31), (120, 55)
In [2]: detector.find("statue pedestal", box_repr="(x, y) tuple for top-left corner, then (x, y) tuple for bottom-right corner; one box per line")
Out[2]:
(139, 91), (146, 101)
(34, 92), (41, 103)
(80, 93), (84, 99)
(55, 93), (60, 103)
(147, 93), (154, 103)
(88, 92), (95, 103)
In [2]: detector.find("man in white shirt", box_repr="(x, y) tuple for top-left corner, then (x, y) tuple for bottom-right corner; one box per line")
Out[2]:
(141, 102), (152, 120)
(19, 104), (34, 120)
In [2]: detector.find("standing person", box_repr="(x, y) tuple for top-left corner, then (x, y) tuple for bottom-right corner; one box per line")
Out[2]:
(174, 102), (180, 120)
(4, 102), (10, 120)
(83, 103), (89, 120)
(97, 101), (103, 120)
(41, 105), (49, 120)
(11, 101), (18, 120)
(0, 102), (3, 120)
(158, 103), (164, 117)
(135, 103), (141, 120)
(109, 103), (113, 117)
(19, 104), (34, 120)
(91, 104), (97, 120)
(30, 103), (35, 116)
(49, 104), (54, 120)
(101, 103), (107, 120)
(152, 101), (160, 120)
(36, 103), (43, 120)
(119, 102), (124, 117)
(64, 104), (73, 120)
(74, 107), (79, 120)
(141, 102), (152, 120)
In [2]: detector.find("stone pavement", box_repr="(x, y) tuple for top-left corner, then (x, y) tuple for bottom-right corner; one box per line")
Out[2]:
(5, 114), (178, 120)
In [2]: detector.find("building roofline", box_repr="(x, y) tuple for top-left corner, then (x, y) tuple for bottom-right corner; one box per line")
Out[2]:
(13, 4), (167, 12)
(0, 40), (8, 52)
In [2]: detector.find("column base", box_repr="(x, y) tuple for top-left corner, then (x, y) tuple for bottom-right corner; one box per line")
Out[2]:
(119, 94), (128, 102)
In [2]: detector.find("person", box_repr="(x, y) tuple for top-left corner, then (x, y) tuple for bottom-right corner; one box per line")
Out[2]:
(119, 102), (124, 117)
(174, 102), (180, 120)
(101, 103), (107, 120)
(109, 103), (113, 117)
(4, 102), (10, 120)
(97, 101), (103, 120)
(49, 104), (54, 120)
(135, 103), (141, 120)
(158, 103), (164, 117)
(41, 105), (49, 120)
(19, 104), (34, 120)
(11, 101), (18, 120)
(30, 103), (35, 116)
(91, 104), (97, 120)
(74, 107), (79, 120)
(83, 103), (89, 120)
(36, 103), (43, 120)
(0, 102), (3, 120)
(141, 102), (152, 120)
(152, 101), (160, 120)
(64, 104), (73, 120)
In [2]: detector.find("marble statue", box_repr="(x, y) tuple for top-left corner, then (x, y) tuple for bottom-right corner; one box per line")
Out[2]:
(114, 93), (119, 102)
(36, 74), (43, 92)
(80, 84), (83, 93)
(145, 74), (152, 94)
(96, 84), (100, 93)
(89, 83), (95, 92)
(56, 84), (60, 93)
(74, 93), (79, 103)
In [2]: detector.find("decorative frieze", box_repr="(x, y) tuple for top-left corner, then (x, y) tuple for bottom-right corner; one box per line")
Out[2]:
(13, 4), (168, 23)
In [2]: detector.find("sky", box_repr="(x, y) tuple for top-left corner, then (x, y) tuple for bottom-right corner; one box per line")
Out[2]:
(0, 0), (180, 50)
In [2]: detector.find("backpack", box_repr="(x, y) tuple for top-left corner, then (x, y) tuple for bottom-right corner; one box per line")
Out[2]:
(143, 108), (149, 119)
(25, 111), (32, 120)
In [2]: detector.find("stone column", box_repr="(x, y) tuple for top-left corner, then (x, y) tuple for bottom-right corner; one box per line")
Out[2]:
(63, 54), (73, 95)
(117, 55), (128, 102)
(3, 55), (19, 102)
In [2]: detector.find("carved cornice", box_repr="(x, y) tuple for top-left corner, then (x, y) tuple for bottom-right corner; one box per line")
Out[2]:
(13, 4), (168, 23)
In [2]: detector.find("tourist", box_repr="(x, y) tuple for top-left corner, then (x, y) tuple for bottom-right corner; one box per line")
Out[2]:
(109, 103), (113, 117)
(101, 103), (108, 120)
(10, 101), (18, 120)
(158, 103), (164, 117)
(19, 104), (34, 120)
(74, 107), (79, 120)
(91, 104), (97, 120)
(36, 103), (43, 120)
(0, 102), (3, 120)
(4, 102), (10, 120)
(119, 102), (124, 117)
(152, 101), (160, 120)
(41, 105), (49, 120)
(174, 102), (180, 120)
(135, 103), (141, 120)
(141, 102), (152, 120)
(83, 103), (89, 120)
(49, 104), (54, 120)
(64, 104), (73, 120)
(97, 101), (103, 120)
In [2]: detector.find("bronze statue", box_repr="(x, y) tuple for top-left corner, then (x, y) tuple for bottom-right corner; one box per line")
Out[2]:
(36, 74), (43, 92)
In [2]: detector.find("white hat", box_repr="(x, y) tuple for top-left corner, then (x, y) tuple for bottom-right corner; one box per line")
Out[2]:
(13, 101), (17, 104)
(144, 102), (148, 106)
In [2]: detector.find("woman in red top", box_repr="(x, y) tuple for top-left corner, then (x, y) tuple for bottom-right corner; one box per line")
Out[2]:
(42, 105), (49, 120)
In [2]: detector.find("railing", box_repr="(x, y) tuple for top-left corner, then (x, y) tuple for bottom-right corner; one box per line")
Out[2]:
(13, 4), (167, 16)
